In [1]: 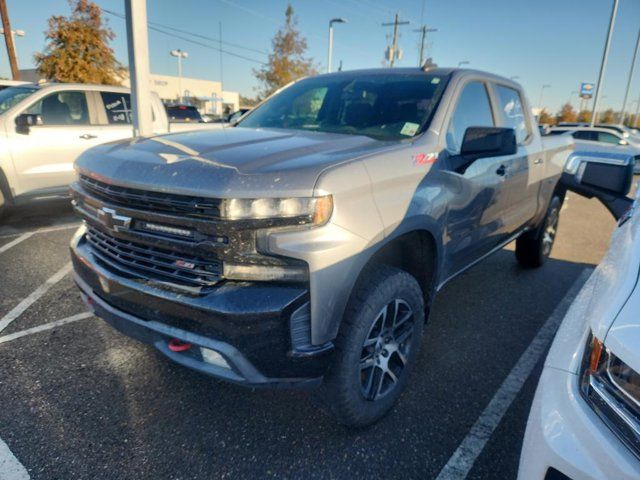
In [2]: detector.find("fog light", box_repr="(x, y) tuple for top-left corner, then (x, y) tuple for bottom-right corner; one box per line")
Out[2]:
(201, 347), (230, 369)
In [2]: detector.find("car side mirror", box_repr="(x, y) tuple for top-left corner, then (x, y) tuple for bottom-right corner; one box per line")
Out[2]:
(560, 151), (634, 220)
(451, 127), (517, 173)
(619, 139), (628, 146)
(15, 113), (42, 135)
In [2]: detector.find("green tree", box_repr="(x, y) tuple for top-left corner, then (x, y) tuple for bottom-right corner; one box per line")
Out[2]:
(538, 108), (553, 125)
(555, 103), (577, 124)
(600, 108), (615, 124)
(577, 110), (592, 123)
(253, 4), (317, 99)
(35, 0), (123, 85)
(239, 94), (259, 107)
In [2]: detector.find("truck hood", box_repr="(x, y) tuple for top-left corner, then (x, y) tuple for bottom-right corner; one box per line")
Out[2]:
(75, 127), (390, 198)
(587, 193), (640, 373)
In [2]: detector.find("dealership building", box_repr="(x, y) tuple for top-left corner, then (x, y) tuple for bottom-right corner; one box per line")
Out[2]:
(19, 70), (240, 116)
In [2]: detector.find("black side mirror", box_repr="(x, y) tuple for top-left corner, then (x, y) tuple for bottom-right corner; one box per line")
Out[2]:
(451, 127), (517, 173)
(15, 113), (42, 135)
(560, 151), (634, 220)
(461, 126), (516, 158)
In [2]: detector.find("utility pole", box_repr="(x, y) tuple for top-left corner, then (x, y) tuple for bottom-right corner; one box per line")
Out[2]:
(413, 25), (437, 67)
(620, 27), (640, 125)
(0, 0), (19, 80)
(124, 0), (153, 137)
(590, 0), (619, 127)
(382, 12), (410, 68)
(219, 21), (223, 115)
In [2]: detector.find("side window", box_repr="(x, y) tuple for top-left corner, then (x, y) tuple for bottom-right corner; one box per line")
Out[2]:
(100, 92), (132, 124)
(573, 131), (596, 141)
(494, 85), (530, 144)
(25, 91), (90, 126)
(446, 82), (494, 154)
(597, 132), (621, 145)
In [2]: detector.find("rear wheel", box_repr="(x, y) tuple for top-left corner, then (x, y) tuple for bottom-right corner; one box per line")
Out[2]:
(0, 188), (5, 220)
(317, 265), (425, 427)
(515, 195), (561, 268)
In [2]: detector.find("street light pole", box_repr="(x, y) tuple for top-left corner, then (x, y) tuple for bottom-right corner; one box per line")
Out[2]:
(620, 27), (640, 126)
(327, 18), (347, 73)
(538, 84), (551, 111)
(170, 49), (188, 103)
(457, 60), (470, 67)
(591, 0), (619, 127)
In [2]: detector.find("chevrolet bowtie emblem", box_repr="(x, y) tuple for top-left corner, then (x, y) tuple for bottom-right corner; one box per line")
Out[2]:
(97, 207), (132, 232)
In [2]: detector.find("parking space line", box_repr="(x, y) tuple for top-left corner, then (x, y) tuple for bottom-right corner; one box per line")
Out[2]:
(0, 437), (29, 480)
(0, 223), (80, 240)
(0, 233), (34, 255)
(435, 268), (593, 480)
(0, 312), (93, 345)
(0, 263), (73, 335)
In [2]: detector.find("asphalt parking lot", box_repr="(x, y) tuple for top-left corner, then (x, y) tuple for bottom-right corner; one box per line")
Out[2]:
(0, 191), (618, 480)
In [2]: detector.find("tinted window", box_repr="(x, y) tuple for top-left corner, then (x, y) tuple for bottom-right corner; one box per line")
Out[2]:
(597, 132), (621, 145)
(25, 91), (90, 125)
(0, 86), (38, 114)
(547, 129), (568, 135)
(446, 81), (494, 153)
(572, 131), (597, 141)
(101, 92), (132, 124)
(495, 85), (529, 143)
(240, 73), (449, 141)
(166, 105), (203, 122)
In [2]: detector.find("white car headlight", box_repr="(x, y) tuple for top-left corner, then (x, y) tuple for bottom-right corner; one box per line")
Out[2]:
(580, 333), (640, 459)
(220, 195), (333, 225)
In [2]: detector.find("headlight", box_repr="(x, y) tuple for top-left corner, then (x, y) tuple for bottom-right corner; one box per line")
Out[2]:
(219, 195), (333, 225)
(580, 333), (640, 459)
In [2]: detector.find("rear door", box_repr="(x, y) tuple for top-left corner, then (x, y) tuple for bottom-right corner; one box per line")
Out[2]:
(93, 90), (136, 144)
(8, 89), (104, 196)
(491, 83), (539, 229)
(443, 80), (512, 277)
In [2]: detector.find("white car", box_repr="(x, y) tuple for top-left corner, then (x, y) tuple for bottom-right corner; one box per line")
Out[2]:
(518, 186), (640, 478)
(0, 82), (222, 217)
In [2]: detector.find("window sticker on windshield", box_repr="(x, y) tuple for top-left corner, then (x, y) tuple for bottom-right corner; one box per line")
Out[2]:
(400, 122), (420, 136)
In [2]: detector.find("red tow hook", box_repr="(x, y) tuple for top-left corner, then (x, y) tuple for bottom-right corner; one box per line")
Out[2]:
(168, 338), (192, 352)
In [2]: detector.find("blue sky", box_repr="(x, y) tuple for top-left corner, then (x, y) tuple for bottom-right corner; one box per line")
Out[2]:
(2, 0), (640, 113)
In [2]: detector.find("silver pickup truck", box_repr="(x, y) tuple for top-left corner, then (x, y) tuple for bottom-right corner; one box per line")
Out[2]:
(70, 68), (572, 426)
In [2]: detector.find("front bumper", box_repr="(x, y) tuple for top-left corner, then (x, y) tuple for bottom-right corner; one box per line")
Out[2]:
(518, 367), (640, 480)
(71, 227), (333, 388)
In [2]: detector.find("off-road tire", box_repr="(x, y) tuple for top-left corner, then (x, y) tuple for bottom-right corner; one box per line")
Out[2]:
(515, 195), (561, 268)
(317, 264), (425, 428)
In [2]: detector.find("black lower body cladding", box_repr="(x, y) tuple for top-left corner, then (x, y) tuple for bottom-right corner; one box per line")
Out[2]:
(70, 229), (333, 387)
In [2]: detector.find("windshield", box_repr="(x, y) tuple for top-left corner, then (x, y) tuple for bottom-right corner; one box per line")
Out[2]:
(0, 85), (38, 115)
(239, 72), (450, 141)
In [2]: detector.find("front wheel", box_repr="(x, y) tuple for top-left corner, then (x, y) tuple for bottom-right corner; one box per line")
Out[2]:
(515, 195), (561, 268)
(317, 265), (425, 427)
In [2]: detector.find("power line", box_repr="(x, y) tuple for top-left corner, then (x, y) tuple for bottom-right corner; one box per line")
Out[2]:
(103, 9), (267, 64)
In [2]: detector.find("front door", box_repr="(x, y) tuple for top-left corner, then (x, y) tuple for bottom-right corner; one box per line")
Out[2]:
(8, 90), (104, 196)
(442, 80), (512, 278)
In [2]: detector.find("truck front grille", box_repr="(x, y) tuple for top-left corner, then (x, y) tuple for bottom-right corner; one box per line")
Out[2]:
(86, 227), (222, 289)
(80, 175), (221, 219)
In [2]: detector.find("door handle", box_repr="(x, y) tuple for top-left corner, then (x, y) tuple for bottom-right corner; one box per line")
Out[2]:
(496, 165), (507, 176)
(534, 158), (544, 165)
(79, 134), (97, 140)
